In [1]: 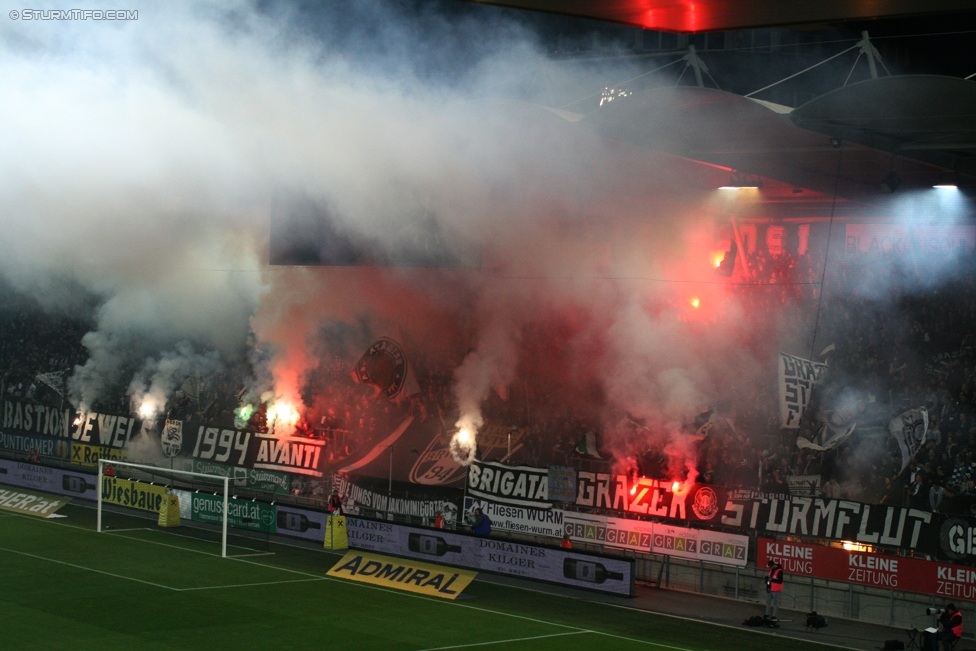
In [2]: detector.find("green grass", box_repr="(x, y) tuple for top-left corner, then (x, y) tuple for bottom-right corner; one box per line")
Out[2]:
(0, 504), (839, 651)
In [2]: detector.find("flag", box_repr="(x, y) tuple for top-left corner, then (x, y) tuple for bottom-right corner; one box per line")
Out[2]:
(889, 408), (929, 472)
(778, 352), (827, 428)
(575, 432), (601, 458)
(351, 337), (420, 401)
(796, 422), (856, 451)
(694, 409), (716, 439)
(180, 376), (200, 402)
(34, 371), (64, 397)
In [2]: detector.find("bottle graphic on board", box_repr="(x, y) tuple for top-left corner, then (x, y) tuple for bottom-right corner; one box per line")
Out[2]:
(277, 511), (321, 532)
(563, 558), (624, 583)
(408, 533), (462, 556)
(63, 475), (96, 493)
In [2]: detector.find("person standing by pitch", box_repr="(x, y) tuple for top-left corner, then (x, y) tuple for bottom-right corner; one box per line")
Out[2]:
(765, 559), (784, 620)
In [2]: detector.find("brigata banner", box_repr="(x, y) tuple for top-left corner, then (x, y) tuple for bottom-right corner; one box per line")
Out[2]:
(466, 460), (551, 508)
(345, 517), (635, 596)
(463, 497), (563, 538)
(327, 550), (477, 600)
(0, 459), (98, 500)
(759, 537), (976, 600)
(189, 492), (276, 533)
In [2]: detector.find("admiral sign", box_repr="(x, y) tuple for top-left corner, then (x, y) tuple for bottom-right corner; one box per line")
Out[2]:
(467, 460), (550, 509)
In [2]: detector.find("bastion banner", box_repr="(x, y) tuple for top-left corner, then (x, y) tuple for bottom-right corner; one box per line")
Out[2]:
(758, 537), (976, 600)
(344, 516), (635, 596)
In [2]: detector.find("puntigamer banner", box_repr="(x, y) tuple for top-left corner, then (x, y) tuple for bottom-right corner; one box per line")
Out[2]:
(345, 517), (635, 596)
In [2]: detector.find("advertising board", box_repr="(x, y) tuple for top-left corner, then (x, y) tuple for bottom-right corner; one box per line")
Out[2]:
(345, 517), (635, 596)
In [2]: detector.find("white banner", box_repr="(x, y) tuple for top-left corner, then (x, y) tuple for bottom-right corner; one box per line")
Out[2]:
(462, 496), (563, 537)
(563, 511), (653, 552)
(466, 460), (550, 508)
(787, 475), (822, 496)
(778, 353), (827, 428)
(889, 408), (929, 472)
(651, 523), (749, 567)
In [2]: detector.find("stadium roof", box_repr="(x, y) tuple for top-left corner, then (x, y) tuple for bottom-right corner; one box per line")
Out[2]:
(463, 0), (975, 32)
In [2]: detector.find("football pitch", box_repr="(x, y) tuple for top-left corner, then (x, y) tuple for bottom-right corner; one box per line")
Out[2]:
(0, 503), (840, 651)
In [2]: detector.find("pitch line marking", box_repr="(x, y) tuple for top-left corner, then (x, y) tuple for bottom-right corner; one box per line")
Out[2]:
(415, 630), (591, 650)
(177, 577), (328, 591)
(0, 545), (180, 591)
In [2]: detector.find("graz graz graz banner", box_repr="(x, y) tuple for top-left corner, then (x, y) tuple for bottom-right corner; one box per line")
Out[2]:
(759, 537), (976, 600)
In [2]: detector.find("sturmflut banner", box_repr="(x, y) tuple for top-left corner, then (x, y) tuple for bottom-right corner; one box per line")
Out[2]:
(778, 353), (827, 428)
(345, 517), (635, 596)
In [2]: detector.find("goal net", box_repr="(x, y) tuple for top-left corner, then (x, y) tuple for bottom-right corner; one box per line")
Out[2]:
(97, 459), (272, 557)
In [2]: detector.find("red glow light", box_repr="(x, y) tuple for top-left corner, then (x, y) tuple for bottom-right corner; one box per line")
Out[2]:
(672, 481), (681, 492)
(630, 485), (637, 495)
(689, 297), (700, 308)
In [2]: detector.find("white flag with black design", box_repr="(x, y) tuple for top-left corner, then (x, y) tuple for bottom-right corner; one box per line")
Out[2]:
(889, 407), (929, 472)
(778, 352), (827, 429)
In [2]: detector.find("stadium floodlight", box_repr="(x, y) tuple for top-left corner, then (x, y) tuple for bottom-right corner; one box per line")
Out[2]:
(934, 172), (958, 189)
(97, 458), (230, 557)
(719, 172), (763, 190)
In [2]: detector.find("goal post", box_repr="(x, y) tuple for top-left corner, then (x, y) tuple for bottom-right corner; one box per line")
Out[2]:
(97, 458), (236, 558)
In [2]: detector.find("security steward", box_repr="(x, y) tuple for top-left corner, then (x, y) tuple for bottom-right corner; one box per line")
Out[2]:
(765, 559), (784, 620)
(327, 489), (343, 515)
(931, 604), (963, 651)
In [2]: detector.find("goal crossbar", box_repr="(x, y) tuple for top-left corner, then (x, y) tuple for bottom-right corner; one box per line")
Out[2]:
(97, 458), (231, 558)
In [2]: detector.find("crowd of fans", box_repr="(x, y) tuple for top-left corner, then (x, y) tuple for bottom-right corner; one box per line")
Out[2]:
(3, 242), (976, 516)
